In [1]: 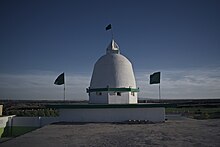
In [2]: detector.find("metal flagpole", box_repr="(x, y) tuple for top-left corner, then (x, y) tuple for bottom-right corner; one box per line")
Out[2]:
(64, 73), (65, 101)
(106, 24), (113, 40)
(159, 83), (161, 101)
(111, 27), (114, 40)
(64, 83), (65, 101)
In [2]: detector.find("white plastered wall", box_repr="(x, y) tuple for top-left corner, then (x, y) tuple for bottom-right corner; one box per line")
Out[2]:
(59, 107), (165, 123)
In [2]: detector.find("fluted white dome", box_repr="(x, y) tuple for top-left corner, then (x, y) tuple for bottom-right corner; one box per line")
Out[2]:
(88, 39), (138, 104)
(90, 53), (136, 88)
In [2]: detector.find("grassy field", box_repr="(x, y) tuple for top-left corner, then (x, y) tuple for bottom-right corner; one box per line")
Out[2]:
(1, 99), (220, 119)
(166, 107), (220, 119)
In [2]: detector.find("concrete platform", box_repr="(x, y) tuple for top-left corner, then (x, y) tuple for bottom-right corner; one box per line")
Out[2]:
(47, 104), (173, 123)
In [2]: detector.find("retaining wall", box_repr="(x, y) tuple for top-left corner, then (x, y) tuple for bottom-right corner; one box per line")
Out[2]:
(59, 107), (165, 122)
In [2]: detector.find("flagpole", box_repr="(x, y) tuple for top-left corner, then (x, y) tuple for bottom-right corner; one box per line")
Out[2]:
(64, 73), (65, 101)
(54, 72), (65, 101)
(64, 82), (65, 101)
(111, 28), (114, 40)
(105, 24), (114, 40)
(159, 83), (161, 102)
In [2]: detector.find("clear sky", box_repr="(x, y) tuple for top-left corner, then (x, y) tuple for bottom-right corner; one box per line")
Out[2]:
(0, 0), (220, 100)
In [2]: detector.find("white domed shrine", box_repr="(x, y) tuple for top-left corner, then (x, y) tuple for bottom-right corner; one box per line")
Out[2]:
(87, 40), (139, 104)
(47, 38), (165, 123)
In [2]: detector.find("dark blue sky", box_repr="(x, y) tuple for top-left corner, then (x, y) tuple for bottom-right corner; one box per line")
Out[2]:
(1, 0), (219, 73)
(0, 0), (220, 100)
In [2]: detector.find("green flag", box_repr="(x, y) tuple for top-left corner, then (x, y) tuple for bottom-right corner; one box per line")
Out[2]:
(54, 73), (64, 85)
(150, 72), (160, 84)
(105, 24), (112, 31)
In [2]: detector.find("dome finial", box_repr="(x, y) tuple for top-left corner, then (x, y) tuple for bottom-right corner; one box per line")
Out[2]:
(106, 39), (120, 54)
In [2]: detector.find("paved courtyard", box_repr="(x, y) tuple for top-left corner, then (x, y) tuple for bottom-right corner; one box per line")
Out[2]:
(1, 119), (220, 147)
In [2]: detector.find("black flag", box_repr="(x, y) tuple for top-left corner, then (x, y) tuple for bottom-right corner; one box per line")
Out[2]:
(105, 24), (112, 31)
(54, 73), (64, 85)
(150, 72), (160, 84)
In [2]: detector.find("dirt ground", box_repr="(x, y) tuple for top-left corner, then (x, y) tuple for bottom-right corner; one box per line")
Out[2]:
(1, 118), (220, 147)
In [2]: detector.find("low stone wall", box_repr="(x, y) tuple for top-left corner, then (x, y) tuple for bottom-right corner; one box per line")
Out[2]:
(12, 117), (59, 127)
(0, 116), (59, 138)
